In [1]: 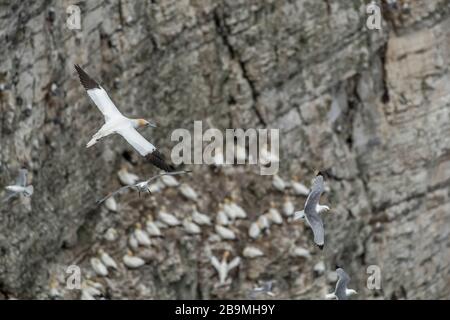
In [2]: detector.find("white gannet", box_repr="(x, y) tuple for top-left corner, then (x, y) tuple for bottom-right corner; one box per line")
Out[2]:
(75, 64), (175, 171)
(160, 172), (180, 187)
(272, 174), (286, 192)
(215, 224), (236, 240)
(148, 180), (166, 193)
(223, 198), (247, 219)
(128, 233), (139, 250)
(210, 251), (241, 285)
(191, 206), (212, 226)
(158, 208), (181, 227)
(2, 169), (33, 203)
(182, 218), (201, 235)
(99, 249), (118, 270)
(249, 281), (275, 299)
(117, 167), (139, 186)
(81, 281), (103, 300)
(97, 171), (190, 204)
(248, 222), (261, 239)
(267, 204), (283, 225)
(134, 223), (152, 247)
(104, 196), (118, 212)
(216, 208), (230, 226)
(257, 214), (271, 231)
(179, 183), (198, 201)
(104, 228), (118, 242)
(90, 257), (108, 277)
(291, 177), (310, 196)
(326, 267), (357, 300)
(293, 175), (329, 249)
(314, 261), (326, 275)
(243, 246), (264, 259)
(123, 251), (146, 269)
(282, 196), (295, 217)
(289, 246), (311, 259)
(145, 216), (162, 237)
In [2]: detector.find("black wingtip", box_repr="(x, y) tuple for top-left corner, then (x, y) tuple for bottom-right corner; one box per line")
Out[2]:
(74, 64), (100, 90)
(318, 244), (324, 250)
(335, 264), (341, 270)
(146, 150), (176, 172)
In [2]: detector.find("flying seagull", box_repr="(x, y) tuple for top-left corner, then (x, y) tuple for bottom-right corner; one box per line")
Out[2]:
(97, 170), (190, 204)
(293, 175), (330, 249)
(326, 267), (357, 300)
(2, 169), (34, 203)
(248, 281), (275, 299)
(74, 64), (175, 172)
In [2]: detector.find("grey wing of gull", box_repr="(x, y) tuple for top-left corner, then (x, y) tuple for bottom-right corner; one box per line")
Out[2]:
(335, 268), (350, 300)
(97, 185), (134, 204)
(263, 281), (273, 292)
(2, 191), (18, 203)
(304, 175), (324, 213)
(143, 170), (191, 184)
(15, 169), (28, 187)
(305, 211), (324, 247)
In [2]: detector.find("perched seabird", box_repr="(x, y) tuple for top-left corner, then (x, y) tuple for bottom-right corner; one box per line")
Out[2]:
(215, 225), (236, 240)
(158, 208), (181, 227)
(128, 233), (139, 250)
(191, 206), (212, 226)
(104, 196), (118, 212)
(134, 223), (152, 247)
(74, 64), (175, 171)
(293, 175), (329, 249)
(182, 218), (201, 235)
(291, 177), (309, 196)
(148, 180), (166, 193)
(326, 267), (357, 300)
(267, 204), (283, 225)
(179, 183), (198, 201)
(249, 281), (275, 299)
(117, 167), (140, 186)
(81, 281), (103, 300)
(282, 196), (295, 217)
(97, 171), (190, 204)
(289, 246), (311, 259)
(257, 214), (271, 231)
(272, 175), (286, 192)
(123, 251), (146, 269)
(223, 198), (247, 220)
(248, 222), (261, 240)
(210, 251), (241, 285)
(145, 216), (162, 237)
(104, 228), (118, 242)
(216, 209), (230, 226)
(2, 169), (33, 203)
(90, 257), (108, 277)
(160, 172), (180, 187)
(99, 249), (118, 270)
(243, 246), (264, 259)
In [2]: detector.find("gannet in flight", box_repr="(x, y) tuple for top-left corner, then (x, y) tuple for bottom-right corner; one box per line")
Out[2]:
(2, 169), (33, 202)
(97, 171), (190, 204)
(293, 175), (330, 249)
(74, 64), (175, 171)
(210, 251), (240, 286)
(326, 267), (357, 300)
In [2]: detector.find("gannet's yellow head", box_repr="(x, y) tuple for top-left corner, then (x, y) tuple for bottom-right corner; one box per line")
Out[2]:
(136, 119), (156, 128)
(223, 251), (230, 260)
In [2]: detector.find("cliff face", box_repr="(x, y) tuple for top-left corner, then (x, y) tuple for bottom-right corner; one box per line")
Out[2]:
(0, 0), (449, 299)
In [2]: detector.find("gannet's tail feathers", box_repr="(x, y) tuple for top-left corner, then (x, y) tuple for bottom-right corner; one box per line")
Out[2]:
(24, 185), (34, 197)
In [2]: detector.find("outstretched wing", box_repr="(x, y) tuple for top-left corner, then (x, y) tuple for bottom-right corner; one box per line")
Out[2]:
(2, 191), (18, 203)
(304, 175), (324, 213)
(227, 257), (241, 272)
(116, 126), (175, 172)
(305, 211), (324, 248)
(74, 64), (123, 122)
(97, 185), (134, 204)
(335, 268), (350, 300)
(15, 169), (28, 187)
(210, 256), (221, 272)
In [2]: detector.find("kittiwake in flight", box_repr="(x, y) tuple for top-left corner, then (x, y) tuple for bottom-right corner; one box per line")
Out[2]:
(293, 175), (330, 249)
(326, 267), (357, 300)
(97, 171), (190, 204)
(75, 64), (175, 172)
(2, 169), (34, 203)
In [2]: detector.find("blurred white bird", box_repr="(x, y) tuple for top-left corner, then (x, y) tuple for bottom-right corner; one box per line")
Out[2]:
(216, 209), (230, 226)
(243, 246), (264, 259)
(191, 206), (212, 226)
(248, 222), (261, 239)
(99, 249), (118, 270)
(267, 206), (283, 225)
(215, 225), (236, 240)
(104, 197), (118, 212)
(272, 175), (286, 192)
(160, 173), (179, 187)
(123, 251), (146, 269)
(104, 228), (118, 242)
(134, 223), (151, 247)
(291, 178), (309, 196)
(2, 169), (33, 203)
(210, 251), (241, 286)
(128, 234), (139, 250)
(117, 167), (139, 186)
(179, 183), (198, 201)
(289, 246), (311, 259)
(145, 216), (162, 237)
(223, 199), (247, 219)
(90, 257), (108, 277)
(282, 197), (295, 216)
(158, 208), (181, 227)
(183, 218), (201, 235)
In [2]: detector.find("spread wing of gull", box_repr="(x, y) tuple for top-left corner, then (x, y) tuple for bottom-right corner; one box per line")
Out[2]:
(335, 268), (350, 300)
(2, 191), (18, 203)
(97, 170), (190, 204)
(304, 175), (325, 249)
(74, 64), (123, 122)
(15, 169), (28, 187)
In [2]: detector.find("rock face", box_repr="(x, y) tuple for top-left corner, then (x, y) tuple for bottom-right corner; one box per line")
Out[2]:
(0, 0), (449, 299)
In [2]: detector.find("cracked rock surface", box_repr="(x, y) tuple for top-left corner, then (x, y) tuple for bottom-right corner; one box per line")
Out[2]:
(0, 0), (449, 299)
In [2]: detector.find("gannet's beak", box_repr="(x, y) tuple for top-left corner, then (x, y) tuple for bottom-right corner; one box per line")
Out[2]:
(147, 121), (157, 128)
